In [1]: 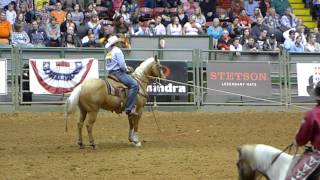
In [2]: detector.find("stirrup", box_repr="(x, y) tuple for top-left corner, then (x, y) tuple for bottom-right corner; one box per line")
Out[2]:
(126, 106), (138, 116)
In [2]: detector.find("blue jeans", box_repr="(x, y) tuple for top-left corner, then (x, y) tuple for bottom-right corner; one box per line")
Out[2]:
(110, 70), (138, 112)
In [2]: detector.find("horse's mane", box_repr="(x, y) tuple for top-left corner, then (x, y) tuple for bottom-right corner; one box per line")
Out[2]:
(133, 57), (155, 78)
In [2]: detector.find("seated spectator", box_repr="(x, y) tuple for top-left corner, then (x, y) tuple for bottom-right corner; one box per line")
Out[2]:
(288, 35), (304, 52)
(87, 13), (102, 39)
(259, 0), (270, 17)
(84, 2), (97, 24)
(231, 0), (243, 17)
(244, 0), (259, 17)
(34, 15), (46, 31)
(99, 23), (113, 45)
(129, 17), (145, 36)
(239, 9), (252, 29)
(160, 7), (172, 27)
(183, 15), (203, 35)
(183, 0), (199, 17)
(217, 29), (231, 50)
(62, 0), (76, 11)
(243, 36), (260, 51)
(227, 17), (242, 38)
(28, 20), (49, 47)
(251, 8), (263, 23)
(154, 16), (167, 35)
(119, 4), (131, 26)
(35, 1), (50, 26)
(284, 30), (296, 50)
(296, 25), (308, 46)
(61, 26), (82, 46)
(62, 33), (78, 48)
(83, 33), (101, 47)
(112, 0), (123, 12)
(46, 17), (61, 47)
(263, 33), (280, 51)
(240, 28), (251, 45)
(305, 34), (320, 52)
(6, 3), (16, 25)
(314, 28), (320, 43)
(71, 3), (84, 27)
(230, 37), (243, 52)
(19, 2), (35, 24)
(215, 7), (231, 22)
(166, 16), (182, 35)
(114, 15), (129, 34)
(14, 12), (29, 32)
(11, 24), (31, 47)
(177, 5), (188, 26)
(51, 2), (66, 24)
(0, 11), (12, 46)
(194, 7), (206, 27)
(280, 8), (297, 31)
(207, 18), (223, 42)
(77, 19), (90, 39)
(200, 0), (216, 21)
(82, 29), (94, 44)
(124, 0), (139, 16)
(251, 17), (269, 39)
(263, 7), (282, 41)
(145, 19), (156, 36)
(297, 19), (310, 36)
(271, 0), (289, 16)
(256, 29), (268, 49)
(61, 12), (77, 35)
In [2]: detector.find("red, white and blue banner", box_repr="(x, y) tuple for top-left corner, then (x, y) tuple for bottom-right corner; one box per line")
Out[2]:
(29, 58), (99, 94)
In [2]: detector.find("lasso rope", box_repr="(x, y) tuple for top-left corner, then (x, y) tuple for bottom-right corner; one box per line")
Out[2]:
(148, 76), (311, 111)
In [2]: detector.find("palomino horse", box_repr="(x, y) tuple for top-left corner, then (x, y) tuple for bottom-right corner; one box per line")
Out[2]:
(237, 144), (320, 180)
(65, 56), (165, 149)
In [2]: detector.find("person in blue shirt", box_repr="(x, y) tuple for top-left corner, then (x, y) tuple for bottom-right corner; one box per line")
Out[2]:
(289, 35), (305, 52)
(105, 35), (138, 116)
(284, 30), (296, 50)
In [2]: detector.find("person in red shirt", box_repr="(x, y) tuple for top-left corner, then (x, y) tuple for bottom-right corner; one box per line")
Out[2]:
(295, 82), (320, 149)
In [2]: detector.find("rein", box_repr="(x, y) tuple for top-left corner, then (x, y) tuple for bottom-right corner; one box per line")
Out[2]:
(256, 143), (294, 180)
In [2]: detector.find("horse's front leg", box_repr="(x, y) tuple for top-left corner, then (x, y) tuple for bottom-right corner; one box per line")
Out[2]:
(86, 111), (98, 149)
(128, 114), (135, 142)
(128, 109), (142, 147)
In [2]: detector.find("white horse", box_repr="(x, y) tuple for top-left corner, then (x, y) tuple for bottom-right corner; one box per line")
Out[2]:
(237, 144), (320, 180)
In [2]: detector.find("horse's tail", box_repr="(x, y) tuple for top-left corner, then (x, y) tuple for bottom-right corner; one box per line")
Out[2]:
(65, 84), (82, 132)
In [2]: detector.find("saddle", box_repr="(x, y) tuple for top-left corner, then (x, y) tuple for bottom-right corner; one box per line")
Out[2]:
(105, 75), (129, 114)
(286, 147), (320, 180)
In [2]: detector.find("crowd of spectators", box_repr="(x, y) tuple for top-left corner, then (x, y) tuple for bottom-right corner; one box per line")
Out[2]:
(0, 0), (320, 53)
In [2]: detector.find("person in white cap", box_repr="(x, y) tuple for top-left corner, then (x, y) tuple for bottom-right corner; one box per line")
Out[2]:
(105, 35), (138, 116)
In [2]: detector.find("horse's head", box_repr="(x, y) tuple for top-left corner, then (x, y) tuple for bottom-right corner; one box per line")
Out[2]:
(237, 145), (258, 180)
(150, 55), (166, 79)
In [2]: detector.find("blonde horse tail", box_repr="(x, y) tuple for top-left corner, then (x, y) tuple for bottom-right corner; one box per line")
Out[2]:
(65, 84), (82, 132)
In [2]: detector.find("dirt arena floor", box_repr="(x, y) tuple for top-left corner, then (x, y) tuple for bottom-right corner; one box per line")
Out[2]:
(0, 111), (303, 179)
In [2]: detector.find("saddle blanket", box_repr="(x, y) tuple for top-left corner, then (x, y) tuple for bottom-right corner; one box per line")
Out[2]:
(286, 151), (320, 180)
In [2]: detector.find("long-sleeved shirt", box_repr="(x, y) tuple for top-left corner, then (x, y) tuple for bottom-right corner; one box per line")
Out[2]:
(105, 46), (127, 72)
(280, 15), (297, 29)
(11, 31), (30, 46)
(6, 10), (16, 25)
(284, 38), (295, 50)
(296, 105), (320, 149)
(244, 1), (259, 16)
(207, 26), (223, 40)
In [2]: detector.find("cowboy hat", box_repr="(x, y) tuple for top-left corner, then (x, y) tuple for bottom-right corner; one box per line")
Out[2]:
(311, 81), (320, 100)
(105, 35), (122, 49)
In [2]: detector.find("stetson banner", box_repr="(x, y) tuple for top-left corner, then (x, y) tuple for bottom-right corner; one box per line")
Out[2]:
(0, 59), (7, 95)
(29, 58), (99, 94)
(297, 63), (320, 96)
(207, 62), (272, 97)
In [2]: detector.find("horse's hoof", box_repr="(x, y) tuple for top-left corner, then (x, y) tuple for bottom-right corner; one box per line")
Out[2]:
(78, 142), (85, 149)
(132, 141), (142, 147)
(90, 144), (98, 150)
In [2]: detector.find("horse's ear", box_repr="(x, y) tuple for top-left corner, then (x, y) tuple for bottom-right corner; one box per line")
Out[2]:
(154, 55), (158, 62)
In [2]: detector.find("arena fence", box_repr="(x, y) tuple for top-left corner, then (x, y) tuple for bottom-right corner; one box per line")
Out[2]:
(0, 46), (318, 112)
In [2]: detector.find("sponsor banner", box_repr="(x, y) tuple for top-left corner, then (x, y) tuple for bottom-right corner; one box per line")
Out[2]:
(297, 63), (320, 96)
(29, 58), (99, 94)
(207, 62), (272, 97)
(0, 59), (7, 95)
(127, 61), (188, 95)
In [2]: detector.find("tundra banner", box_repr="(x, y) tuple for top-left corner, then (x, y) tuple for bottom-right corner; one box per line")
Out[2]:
(206, 62), (272, 97)
(0, 59), (7, 95)
(127, 61), (188, 95)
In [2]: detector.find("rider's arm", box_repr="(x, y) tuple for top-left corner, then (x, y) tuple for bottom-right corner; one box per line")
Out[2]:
(114, 48), (128, 72)
(295, 111), (313, 146)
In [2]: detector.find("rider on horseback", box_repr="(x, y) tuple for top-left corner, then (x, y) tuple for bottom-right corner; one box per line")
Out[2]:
(105, 35), (139, 116)
(291, 81), (320, 179)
